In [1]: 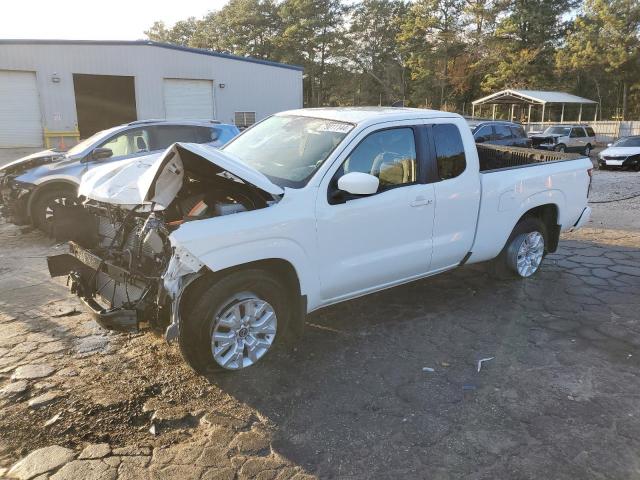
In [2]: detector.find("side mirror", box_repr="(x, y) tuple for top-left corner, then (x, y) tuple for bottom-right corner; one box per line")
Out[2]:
(337, 172), (379, 196)
(90, 147), (113, 161)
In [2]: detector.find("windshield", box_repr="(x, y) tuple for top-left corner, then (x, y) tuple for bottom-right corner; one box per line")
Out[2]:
(222, 115), (353, 188)
(66, 128), (119, 156)
(613, 137), (640, 148)
(543, 127), (571, 136)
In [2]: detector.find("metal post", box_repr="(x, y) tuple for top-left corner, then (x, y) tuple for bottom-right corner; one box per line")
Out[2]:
(594, 104), (598, 121)
(510, 104), (514, 121)
(578, 104), (582, 123)
(472, 104), (475, 118)
(541, 103), (546, 124)
(561, 103), (565, 123)
(528, 104), (532, 123)
(492, 104), (496, 119)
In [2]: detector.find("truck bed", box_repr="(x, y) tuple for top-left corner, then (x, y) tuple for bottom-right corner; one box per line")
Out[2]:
(477, 144), (584, 172)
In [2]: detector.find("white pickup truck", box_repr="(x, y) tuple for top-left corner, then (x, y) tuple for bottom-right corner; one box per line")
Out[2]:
(47, 108), (593, 374)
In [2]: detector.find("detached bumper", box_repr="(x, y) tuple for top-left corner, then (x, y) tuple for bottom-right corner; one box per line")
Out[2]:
(47, 242), (154, 331)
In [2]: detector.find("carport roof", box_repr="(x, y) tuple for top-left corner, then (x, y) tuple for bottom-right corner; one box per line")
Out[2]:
(472, 89), (597, 105)
(0, 39), (304, 72)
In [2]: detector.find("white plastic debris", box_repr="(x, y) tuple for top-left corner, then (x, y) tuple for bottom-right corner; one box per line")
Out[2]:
(477, 357), (495, 373)
(422, 367), (435, 373)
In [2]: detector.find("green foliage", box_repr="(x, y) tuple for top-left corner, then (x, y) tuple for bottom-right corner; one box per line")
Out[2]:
(145, 0), (640, 118)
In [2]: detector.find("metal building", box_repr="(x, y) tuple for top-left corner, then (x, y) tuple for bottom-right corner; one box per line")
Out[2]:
(0, 39), (303, 148)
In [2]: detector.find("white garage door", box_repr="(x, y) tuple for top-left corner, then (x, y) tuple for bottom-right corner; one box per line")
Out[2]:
(163, 79), (214, 120)
(0, 71), (43, 147)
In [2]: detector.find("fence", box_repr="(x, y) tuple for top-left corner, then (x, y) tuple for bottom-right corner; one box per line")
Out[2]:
(522, 121), (640, 145)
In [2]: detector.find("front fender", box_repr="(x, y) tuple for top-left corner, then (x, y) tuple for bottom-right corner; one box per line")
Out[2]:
(188, 237), (319, 309)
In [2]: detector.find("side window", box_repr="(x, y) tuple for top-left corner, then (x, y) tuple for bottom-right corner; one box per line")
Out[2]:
(341, 128), (417, 190)
(494, 125), (513, 140)
(585, 127), (595, 137)
(474, 125), (493, 140)
(571, 127), (586, 138)
(149, 125), (200, 150)
(510, 126), (526, 138)
(432, 124), (466, 180)
(99, 128), (148, 158)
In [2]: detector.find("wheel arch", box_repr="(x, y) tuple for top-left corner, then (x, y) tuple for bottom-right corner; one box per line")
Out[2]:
(515, 203), (560, 252)
(177, 257), (306, 341)
(27, 179), (78, 223)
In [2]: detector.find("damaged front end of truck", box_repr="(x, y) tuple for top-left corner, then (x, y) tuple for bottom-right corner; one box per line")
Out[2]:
(46, 143), (283, 340)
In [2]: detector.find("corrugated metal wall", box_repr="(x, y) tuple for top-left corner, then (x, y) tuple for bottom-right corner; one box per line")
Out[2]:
(0, 43), (303, 144)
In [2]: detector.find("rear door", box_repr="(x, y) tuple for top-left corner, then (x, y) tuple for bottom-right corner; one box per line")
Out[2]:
(569, 127), (586, 151)
(493, 124), (515, 146)
(427, 122), (481, 271)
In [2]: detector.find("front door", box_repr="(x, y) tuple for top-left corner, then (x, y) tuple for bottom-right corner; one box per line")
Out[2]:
(315, 126), (435, 303)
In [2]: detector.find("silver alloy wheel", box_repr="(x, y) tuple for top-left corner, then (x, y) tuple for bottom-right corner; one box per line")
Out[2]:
(584, 145), (591, 156)
(211, 294), (277, 370)
(515, 231), (544, 277)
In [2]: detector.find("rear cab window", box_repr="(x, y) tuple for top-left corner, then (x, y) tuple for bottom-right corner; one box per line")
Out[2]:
(432, 124), (466, 180)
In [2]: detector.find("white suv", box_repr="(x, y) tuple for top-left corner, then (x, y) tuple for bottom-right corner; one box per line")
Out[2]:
(530, 125), (596, 155)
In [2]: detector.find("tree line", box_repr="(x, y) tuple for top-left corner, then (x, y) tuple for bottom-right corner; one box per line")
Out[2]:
(146, 0), (640, 120)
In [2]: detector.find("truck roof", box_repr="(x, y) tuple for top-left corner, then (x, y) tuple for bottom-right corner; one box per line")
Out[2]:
(277, 107), (460, 126)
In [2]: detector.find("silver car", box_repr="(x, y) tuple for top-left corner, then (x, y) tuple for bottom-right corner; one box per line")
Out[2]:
(0, 120), (239, 233)
(530, 125), (596, 155)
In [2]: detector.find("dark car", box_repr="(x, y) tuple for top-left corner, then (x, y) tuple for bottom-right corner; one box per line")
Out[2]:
(467, 120), (532, 148)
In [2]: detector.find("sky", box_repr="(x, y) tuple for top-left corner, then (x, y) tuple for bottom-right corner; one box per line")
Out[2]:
(1, 0), (230, 40)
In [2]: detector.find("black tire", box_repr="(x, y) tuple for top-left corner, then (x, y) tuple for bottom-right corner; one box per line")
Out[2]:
(31, 186), (79, 235)
(179, 269), (291, 375)
(491, 217), (547, 279)
(554, 144), (566, 153)
(584, 144), (592, 156)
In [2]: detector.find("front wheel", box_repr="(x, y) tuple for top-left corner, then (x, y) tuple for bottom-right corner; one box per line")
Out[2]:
(31, 187), (79, 235)
(554, 144), (566, 153)
(492, 217), (547, 279)
(179, 269), (291, 374)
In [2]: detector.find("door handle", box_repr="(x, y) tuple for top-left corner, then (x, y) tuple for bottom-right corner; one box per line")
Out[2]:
(410, 196), (433, 207)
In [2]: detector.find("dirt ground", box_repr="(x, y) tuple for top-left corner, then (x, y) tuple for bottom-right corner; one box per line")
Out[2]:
(0, 167), (639, 479)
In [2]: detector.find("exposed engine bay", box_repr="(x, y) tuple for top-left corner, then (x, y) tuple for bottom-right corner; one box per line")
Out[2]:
(47, 143), (280, 333)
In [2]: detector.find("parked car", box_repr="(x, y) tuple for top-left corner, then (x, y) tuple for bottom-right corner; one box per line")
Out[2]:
(47, 108), (592, 374)
(467, 120), (531, 148)
(529, 125), (596, 155)
(0, 120), (240, 232)
(597, 136), (640, 171)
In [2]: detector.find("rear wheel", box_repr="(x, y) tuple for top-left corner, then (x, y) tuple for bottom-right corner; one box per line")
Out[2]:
(492, 217), (547, 279)
(31, 187), (79, 235)
(179, 269), (291, 374)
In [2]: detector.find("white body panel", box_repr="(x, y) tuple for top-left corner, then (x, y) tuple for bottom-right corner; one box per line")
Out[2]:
(82, 108), (592, 314)
(470, 157), (592, 263)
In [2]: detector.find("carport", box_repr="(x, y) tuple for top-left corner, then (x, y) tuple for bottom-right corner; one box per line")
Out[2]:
(471, 89), (598, 123)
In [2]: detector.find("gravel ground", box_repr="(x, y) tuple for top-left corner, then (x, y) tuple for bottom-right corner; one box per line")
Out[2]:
(0, 155), (639, 479)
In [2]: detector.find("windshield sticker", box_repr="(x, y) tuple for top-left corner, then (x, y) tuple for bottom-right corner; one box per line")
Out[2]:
(319, 122), (353, 134)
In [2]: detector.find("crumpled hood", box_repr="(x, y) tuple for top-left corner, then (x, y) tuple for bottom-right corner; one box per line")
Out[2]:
(78, 142), (283, 209)
(0, 149), (66, 175)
